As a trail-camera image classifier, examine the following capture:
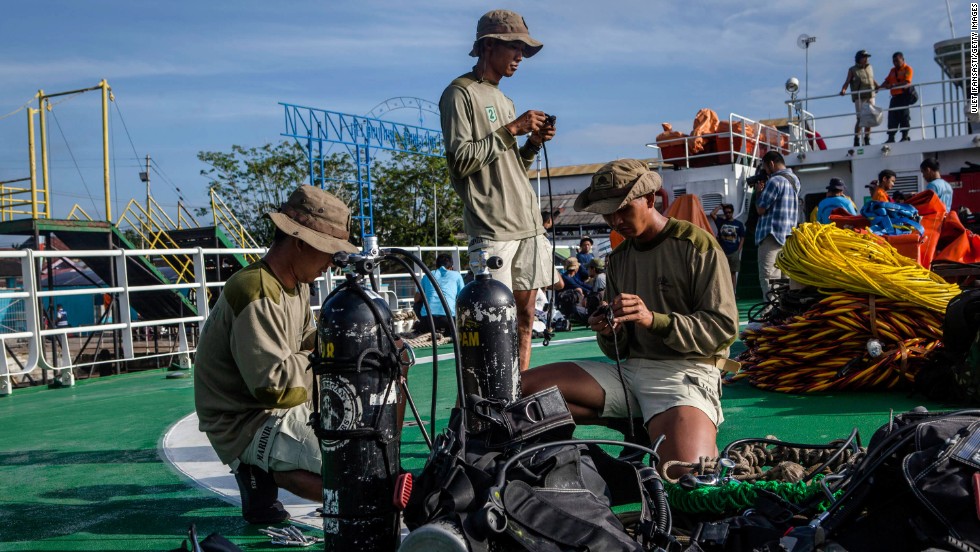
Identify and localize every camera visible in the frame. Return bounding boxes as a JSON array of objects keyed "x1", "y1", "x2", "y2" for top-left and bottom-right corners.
[
  {"x1": 746, "y1": 173, "x2": 767, "y2": 186},
  {"x1": 544, "y1": 113, "x2": 557, "y2": 127}
]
